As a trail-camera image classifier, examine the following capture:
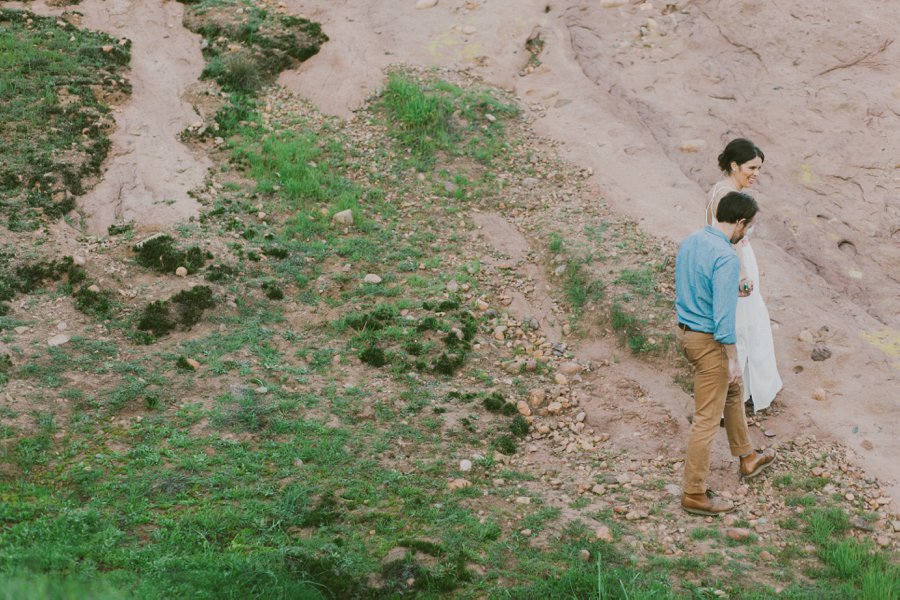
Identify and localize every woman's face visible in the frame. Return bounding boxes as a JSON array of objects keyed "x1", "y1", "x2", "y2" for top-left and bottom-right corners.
[{"x1": 730, "y1": 156, "x2": 763, "y2": 189}]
